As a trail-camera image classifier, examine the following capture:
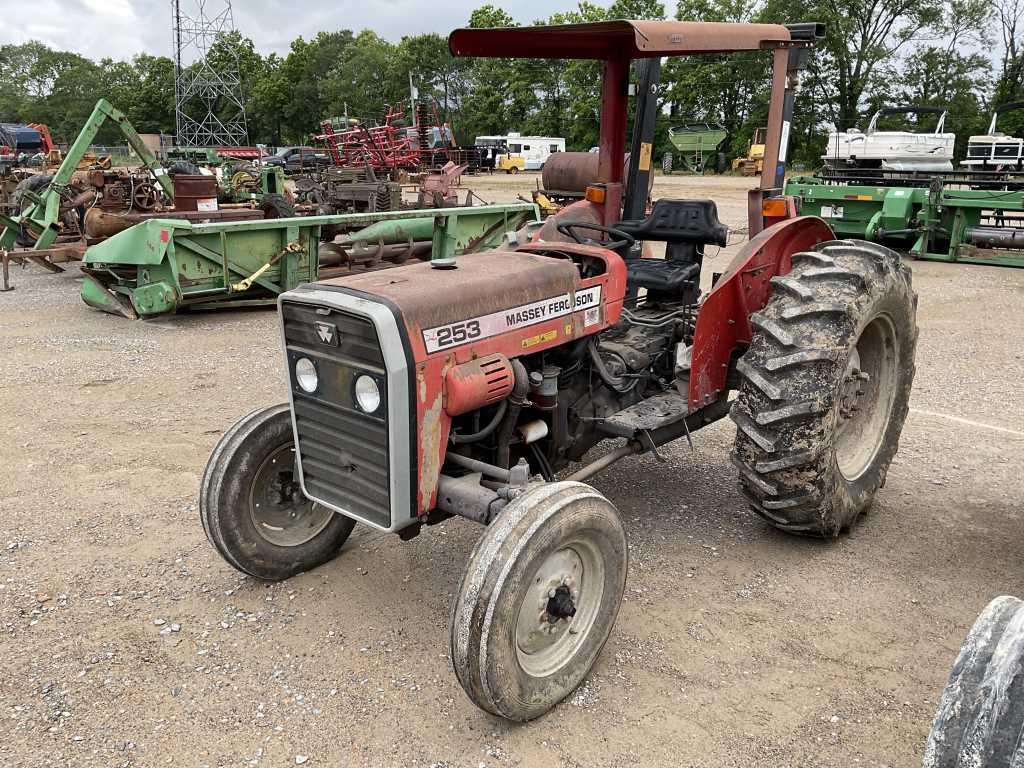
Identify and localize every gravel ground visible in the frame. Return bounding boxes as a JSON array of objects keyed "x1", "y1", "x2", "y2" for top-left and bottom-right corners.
[{"x1": 1, "y1": 175, "x2": 1022, "y2": 768}]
